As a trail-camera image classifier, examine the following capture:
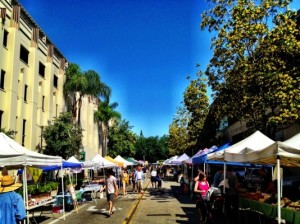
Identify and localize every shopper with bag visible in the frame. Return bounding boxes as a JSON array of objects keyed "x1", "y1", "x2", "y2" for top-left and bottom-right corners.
[{"x1": 194, "y1": 172, "x2": 210, "y2": 223}]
